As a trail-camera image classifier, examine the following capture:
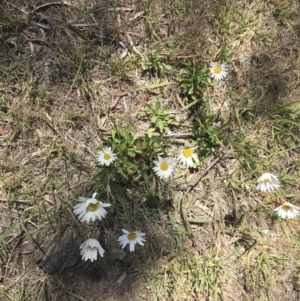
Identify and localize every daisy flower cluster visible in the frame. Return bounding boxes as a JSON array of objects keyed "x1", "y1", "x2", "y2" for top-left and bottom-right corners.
[
  {"x1": 73, "y1": 191, "x2": 146, "y2": 261},
  {"x1": 153, "y1": 143, "x2": 199, "y2": 179},
  {"x1": 96, "y1": 143, "x2": 199, "y2": 181},
  {"x1": 73, "y1": 146, "x2": 147, "y2": 262},
  {"x1": 74, "y1": 61, "x2": 228, "y2": 254},
  {"x1": 73, "y1": 141, "x2": 201, "y2": 261},
  {"x1": 256, "y1": 173, "x2": 300, "y2": 219},
  {"x1": 208, "y1": 61, "x2": 300, "y2": 220},
  {"x1": 73, "y1": 192, "x2": 110, "y2": 261}
]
